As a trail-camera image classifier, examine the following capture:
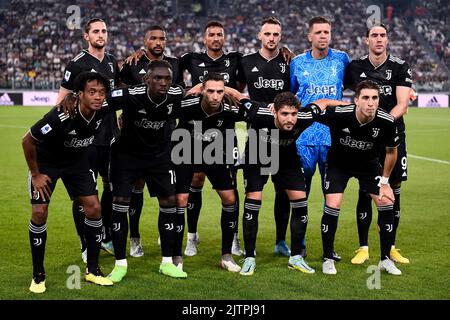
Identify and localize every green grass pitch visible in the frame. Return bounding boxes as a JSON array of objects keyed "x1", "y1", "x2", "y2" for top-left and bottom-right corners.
[{"x1": 0, "y1": 106, "x2": 449, "y2": 300}]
